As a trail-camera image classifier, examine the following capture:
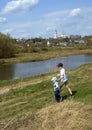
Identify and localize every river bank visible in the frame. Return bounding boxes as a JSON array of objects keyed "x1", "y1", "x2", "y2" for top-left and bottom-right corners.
[
  {"x1": 0, "y1": 63, "x2": 92, "y2": 130},
  {"x1": 0, "y1": 48, "x2": 92, "y2": 64}
]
